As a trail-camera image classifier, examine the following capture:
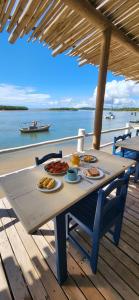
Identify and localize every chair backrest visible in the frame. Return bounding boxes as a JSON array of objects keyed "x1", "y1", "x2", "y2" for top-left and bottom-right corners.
[
  {"x1": 113, "y1": 132, "x2": 131, "y2": 155},
  {"x1": 35, "y1": 150, "x2": 62, "y2": 165},
  {"x1": 93, "y1": 173, "x2": 129, "y2": 237}
]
